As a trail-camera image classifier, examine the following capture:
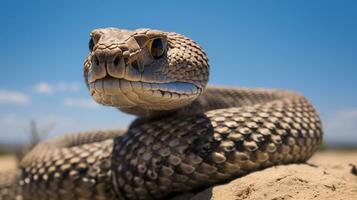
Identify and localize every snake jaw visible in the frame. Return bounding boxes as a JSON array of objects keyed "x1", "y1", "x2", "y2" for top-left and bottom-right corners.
[{"x1": 89, "y1": 77, "x2": 202, "y2": 113}]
